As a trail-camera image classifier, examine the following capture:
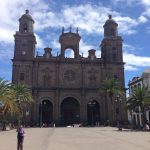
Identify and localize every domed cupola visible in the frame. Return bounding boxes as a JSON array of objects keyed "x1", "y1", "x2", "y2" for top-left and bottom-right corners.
[
  {"x1": 19, "y1": 10, "x2": 34, "y2": 33},
  {"x1": 103, "y1": 15, "x2": 118, "y2": 37}
]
